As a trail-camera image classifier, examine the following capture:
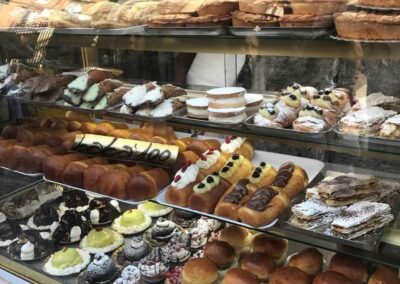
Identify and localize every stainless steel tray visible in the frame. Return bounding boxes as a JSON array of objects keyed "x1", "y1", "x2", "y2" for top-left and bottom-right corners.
[
  {"x1": 16, "y1": 96, "x2": 108, "y2": 115},
  {"x1": 144, "y1": 26, "x2": 226, "y2": 36},
  {"x1": 228, "y1": 26, "x2": 334, "y2": 39},
  {"x1": 106, "y1": 102, "x2": 175, "y2": 122},
  {"x1": 53, "y1": 25, "x2": 145, "y2": 36},
  {"x1": 171, "y1": 108, "x2": 244, "y2": 129},
  {"x1": 279, "y1": 174, "x2": 400, "y2": 251},
  {"x1": 43, "y1": 177, "x2": 144, "y2": 205},
  {"x1": 0, "y1": 166, "x2": 42, "y2": 177},
  {"x1": 154, "y1": 149, "x2": 325, "y2": 229},
  {"x1": 244, "y1": 114, "x2": 334, "y2": 142},
  {"x1": 333, "y1": 127, "x2": 400, "y2": 154}
]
